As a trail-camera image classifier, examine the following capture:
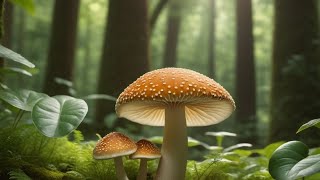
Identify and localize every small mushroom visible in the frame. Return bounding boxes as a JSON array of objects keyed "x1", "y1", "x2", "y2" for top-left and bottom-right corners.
[
  {"x1": 93, "y1": 132, "x2": 137, "y2": 180},
  {"x1": 129, "y1": 139, "x2": 161, "y2": 180},
  {"x1": 116, "y1": 68, "x2": 235, "y2": 180}
]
